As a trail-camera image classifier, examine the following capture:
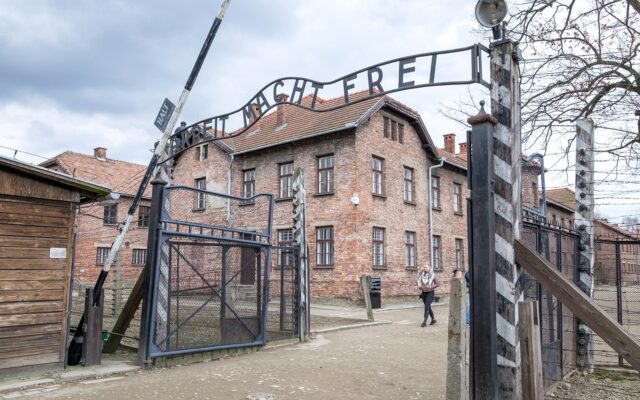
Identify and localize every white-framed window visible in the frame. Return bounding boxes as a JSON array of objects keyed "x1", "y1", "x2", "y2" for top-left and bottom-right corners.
[
  {"x1": 455, "y1": 238, "x2": 464, "y2": 270},
  {"x1": 243, "y1": 169, "x2": 256, "y2": 199},
  {"x1": 433, "y1": 235, "x2": 442, "y2": 270},
  {"x1": 195, "y1": 178, "x2": 206, "y2": 210},
  {"x1": 279, "y1": 163, "x2": 293, "y2": 199},
  {"x1": 138, "y1": 206, "x2": 150, "y2": 227},
  {"x1": 405, "y1": 231, "x2": 416, "y2": 268},
  {"x1": 132, "y1": 249, "x2": 146, "y2": 266},
  {"x1": 404, "y1": 167, "x2": 414, "y2": 202},
  {"x1": 431, "y1": 176, "x2": 441, "y2": 209},
  {"x1": 453, "y1": 183, "x2": 462, "y2": 213},
  {"x1": 372, "y1": 227, "x2": 385, "y2": 267},
  {"x1": 277, "y1": 229, "x2": 294, "y2": 268},
  {"x1": 316, "y1": 226, "x2": 334, "y2": 266},
  {"x1": 372, "y1": 157, "x2": 384, "y2": 195},
  {"x1": 103, "y1": 204, "x2": 117, "y2": 225},
  {"x1": 318, "y1": 155, "x2": 334, "y2": 194},
  {"x1": 96, "y1": 247, "x2": 110, "y2": 265}
]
